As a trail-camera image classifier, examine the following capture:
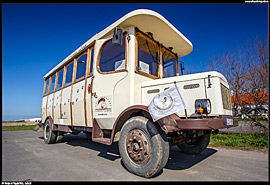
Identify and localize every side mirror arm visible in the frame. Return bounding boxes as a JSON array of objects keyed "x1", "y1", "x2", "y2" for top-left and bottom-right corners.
[{"x1": 112, "y1": 26, "x2": 130, "y2": 46}]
